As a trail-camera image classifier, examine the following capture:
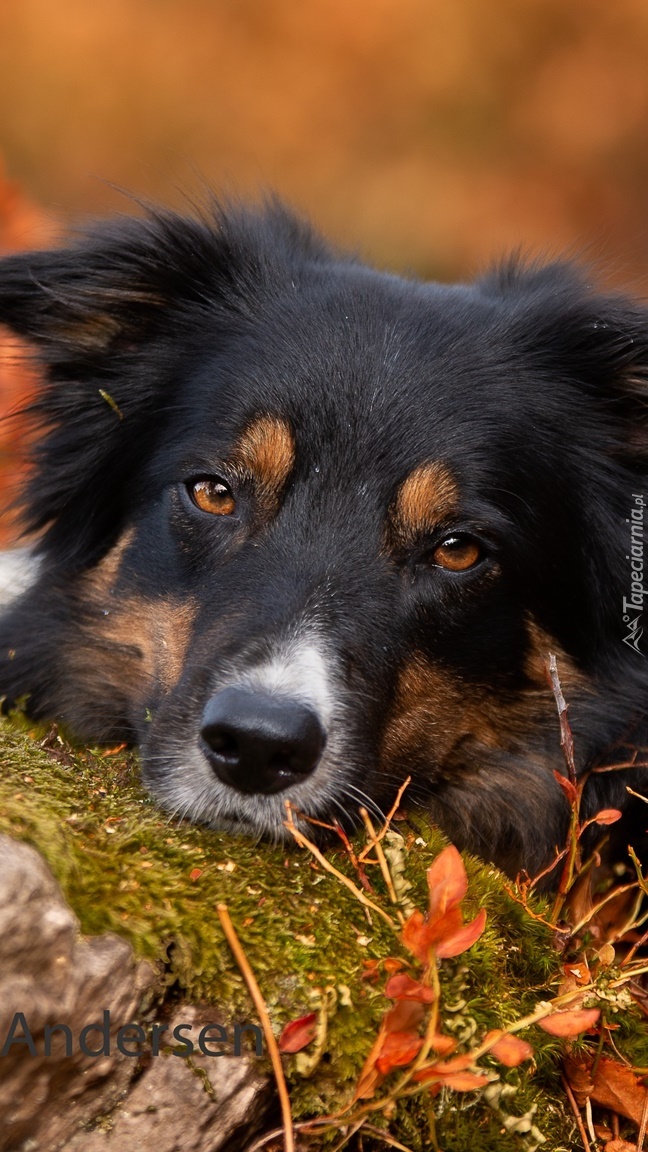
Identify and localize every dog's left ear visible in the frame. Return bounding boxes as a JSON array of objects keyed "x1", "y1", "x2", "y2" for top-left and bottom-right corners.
[
  {"x1": 0, "y1": 207, "x2": 305, "y2": 567},
  {"x1": 481, "y1": 260, "x2": 648, "y2": 466}
]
